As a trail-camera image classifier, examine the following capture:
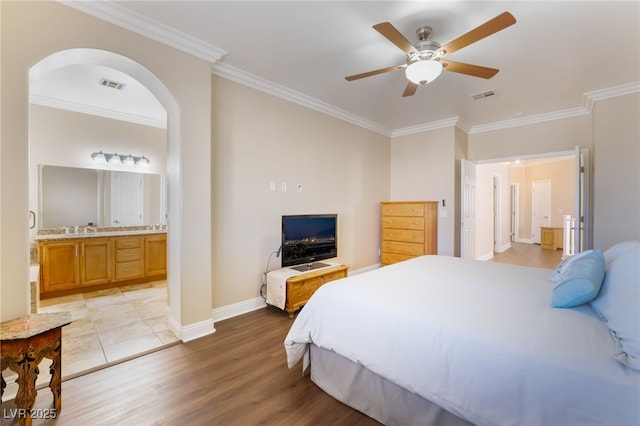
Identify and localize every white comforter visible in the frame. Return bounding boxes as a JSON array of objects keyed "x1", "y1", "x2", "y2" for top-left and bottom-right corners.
[{"x1": 284, "y1": 255, "x2": 640, "y2": 426}]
